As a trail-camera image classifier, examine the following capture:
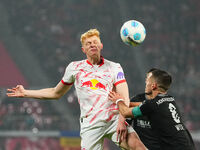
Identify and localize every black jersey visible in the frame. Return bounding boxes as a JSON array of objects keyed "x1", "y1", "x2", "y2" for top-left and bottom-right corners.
[
  {"x1": 139, "y1": 94, "x2": 195, "y2": 150},
  {"x1": 127, "y1": 93, "x2": 160, "y2": 150}
]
